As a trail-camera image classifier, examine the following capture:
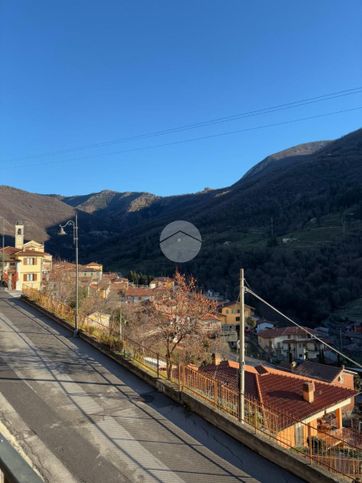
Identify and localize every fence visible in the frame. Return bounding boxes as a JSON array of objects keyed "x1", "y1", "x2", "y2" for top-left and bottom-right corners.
[{"x1": 23, "y1": 289, "x2": 362, "y2": 481}]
